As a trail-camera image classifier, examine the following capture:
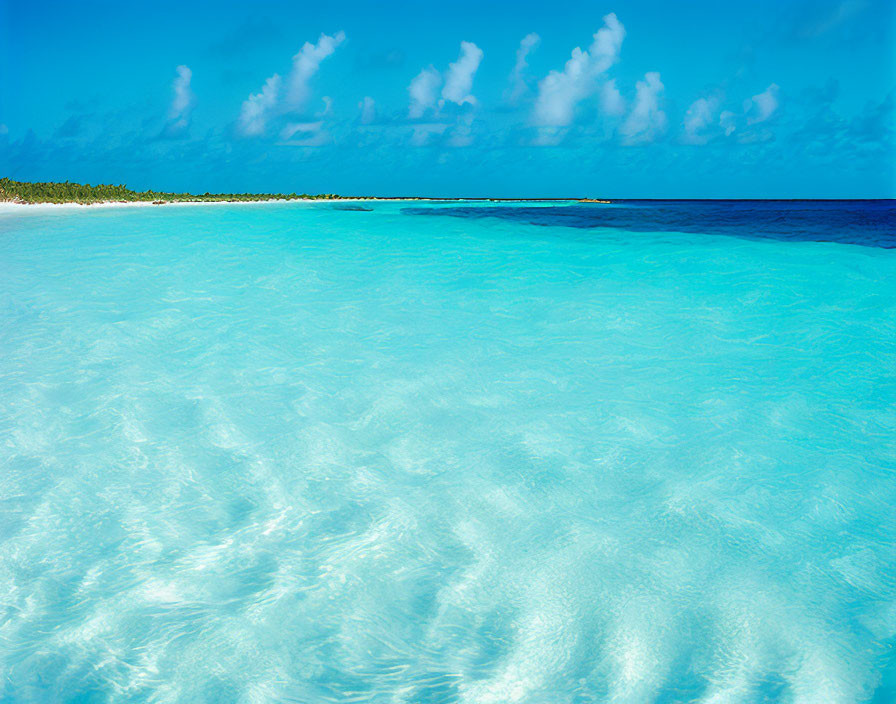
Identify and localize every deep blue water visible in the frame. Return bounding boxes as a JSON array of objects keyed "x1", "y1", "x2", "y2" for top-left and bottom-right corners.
[{"x1": 402, "y1": 200, "x2": 896, "y2": 248}]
